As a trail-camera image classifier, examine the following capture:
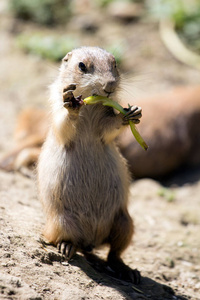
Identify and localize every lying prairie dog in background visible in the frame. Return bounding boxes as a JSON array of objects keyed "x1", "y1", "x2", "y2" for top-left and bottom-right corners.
[
  {"x1": 0, "y1": 108, "x2": 48, "y2": 173},
  {"x1": 119, "y1": 85, "x2": 200, "y2": 178},
  {"x1": 1, "y1": 85, "x2": 200, "y2": 179}
]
